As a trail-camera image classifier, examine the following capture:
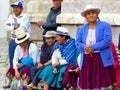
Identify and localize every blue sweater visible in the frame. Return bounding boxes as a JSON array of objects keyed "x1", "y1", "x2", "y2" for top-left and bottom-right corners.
[{"x1": 76, "y1": 20, "x2": 114, "y2": 69}]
